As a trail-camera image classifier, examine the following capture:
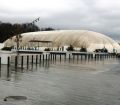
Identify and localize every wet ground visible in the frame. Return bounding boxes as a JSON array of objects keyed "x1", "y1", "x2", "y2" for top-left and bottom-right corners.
[{"x1": 0, "y1": 57, "x2": 120, "y2": 105}]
